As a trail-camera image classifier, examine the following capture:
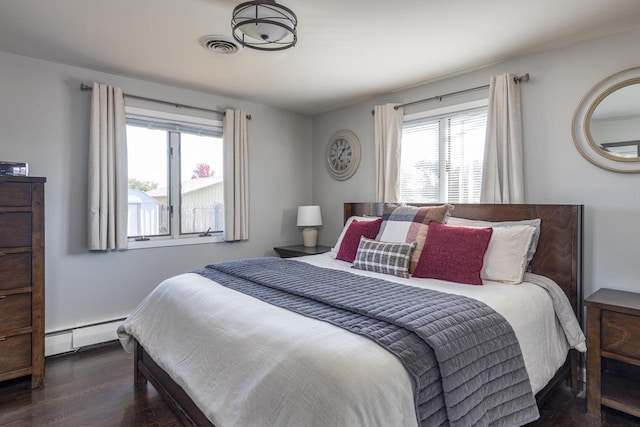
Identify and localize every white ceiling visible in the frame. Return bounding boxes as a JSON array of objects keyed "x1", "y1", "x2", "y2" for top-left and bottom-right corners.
[{"x1": 1, "y1": 0, "x2": 639, "y2": 115}]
